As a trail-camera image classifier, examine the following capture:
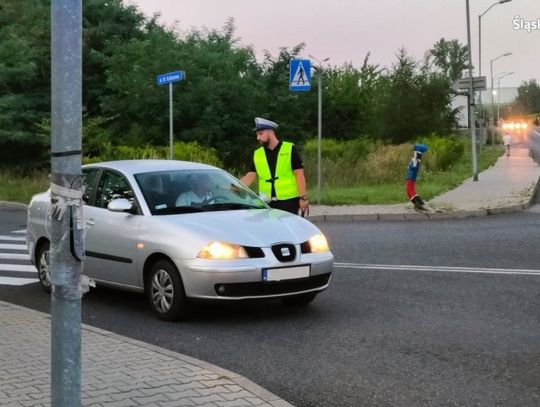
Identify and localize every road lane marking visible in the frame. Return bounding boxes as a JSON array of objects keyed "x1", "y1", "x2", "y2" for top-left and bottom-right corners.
[
  {"x1": 0, "y1": 277, "x2": 38, "y2": 286},
  {"x1": 0, "y1": 253, "x2": 31, "y2": 260},
  {"x1": 12, "y1": 230, "x2": 26, "y2": 234},
  {"x1": 0, "y1": 264, "x2": 36, "y2": 273},
  {"x1": 0, "y1": 235, "x2": 26, "y2": 241},
  {"x1": 334, "y1": 262, "x2": 540, "y2": 276},
  {"x1": 0, "y1": 244, "x2": 27, "y2": 251}
]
